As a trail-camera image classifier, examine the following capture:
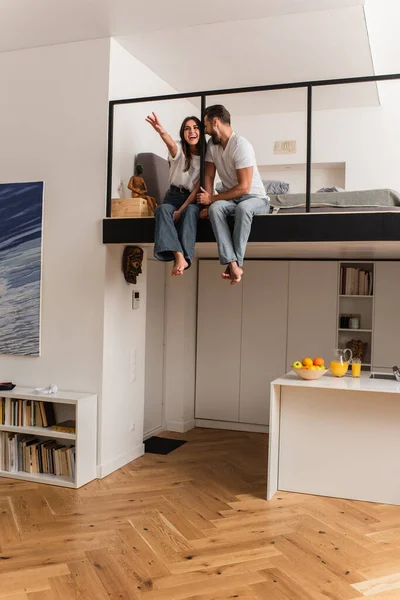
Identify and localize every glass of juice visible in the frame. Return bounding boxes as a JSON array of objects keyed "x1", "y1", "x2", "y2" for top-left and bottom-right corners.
[{"x1": 352, "y1": 358, "x2": 361, "y2": 377}]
